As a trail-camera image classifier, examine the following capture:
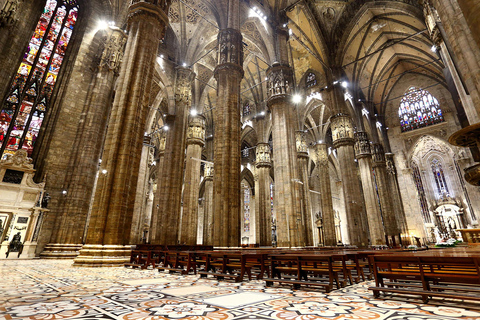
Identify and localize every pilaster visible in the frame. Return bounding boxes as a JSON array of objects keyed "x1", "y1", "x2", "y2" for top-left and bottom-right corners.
[
  {"x1": 202, "y1": 163, "x2": 214, "y2": 245},
  {"x1": 254, "y1": 142, "x2": 272, "y2": 246},
  {"x1": 296, "y1": 131, "x2": 313, "y2": 246}
]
